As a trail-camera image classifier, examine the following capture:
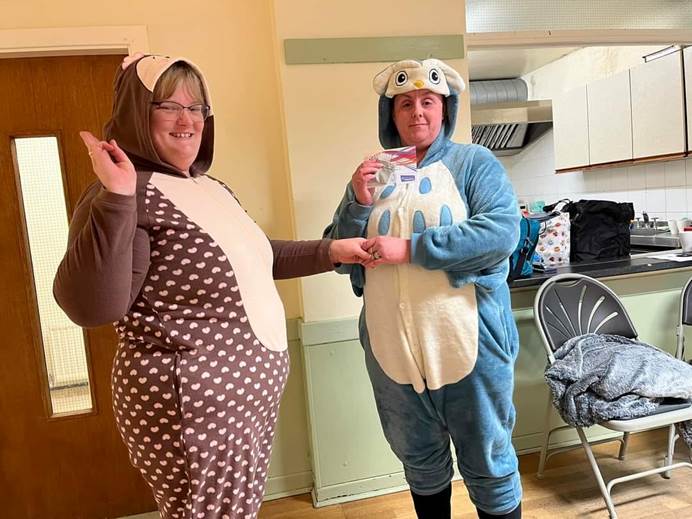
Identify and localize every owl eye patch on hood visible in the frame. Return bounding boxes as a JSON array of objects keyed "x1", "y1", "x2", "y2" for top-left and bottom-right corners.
[{"x1": 373, "y1": 58, "x2": 465, "y2": 98}]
